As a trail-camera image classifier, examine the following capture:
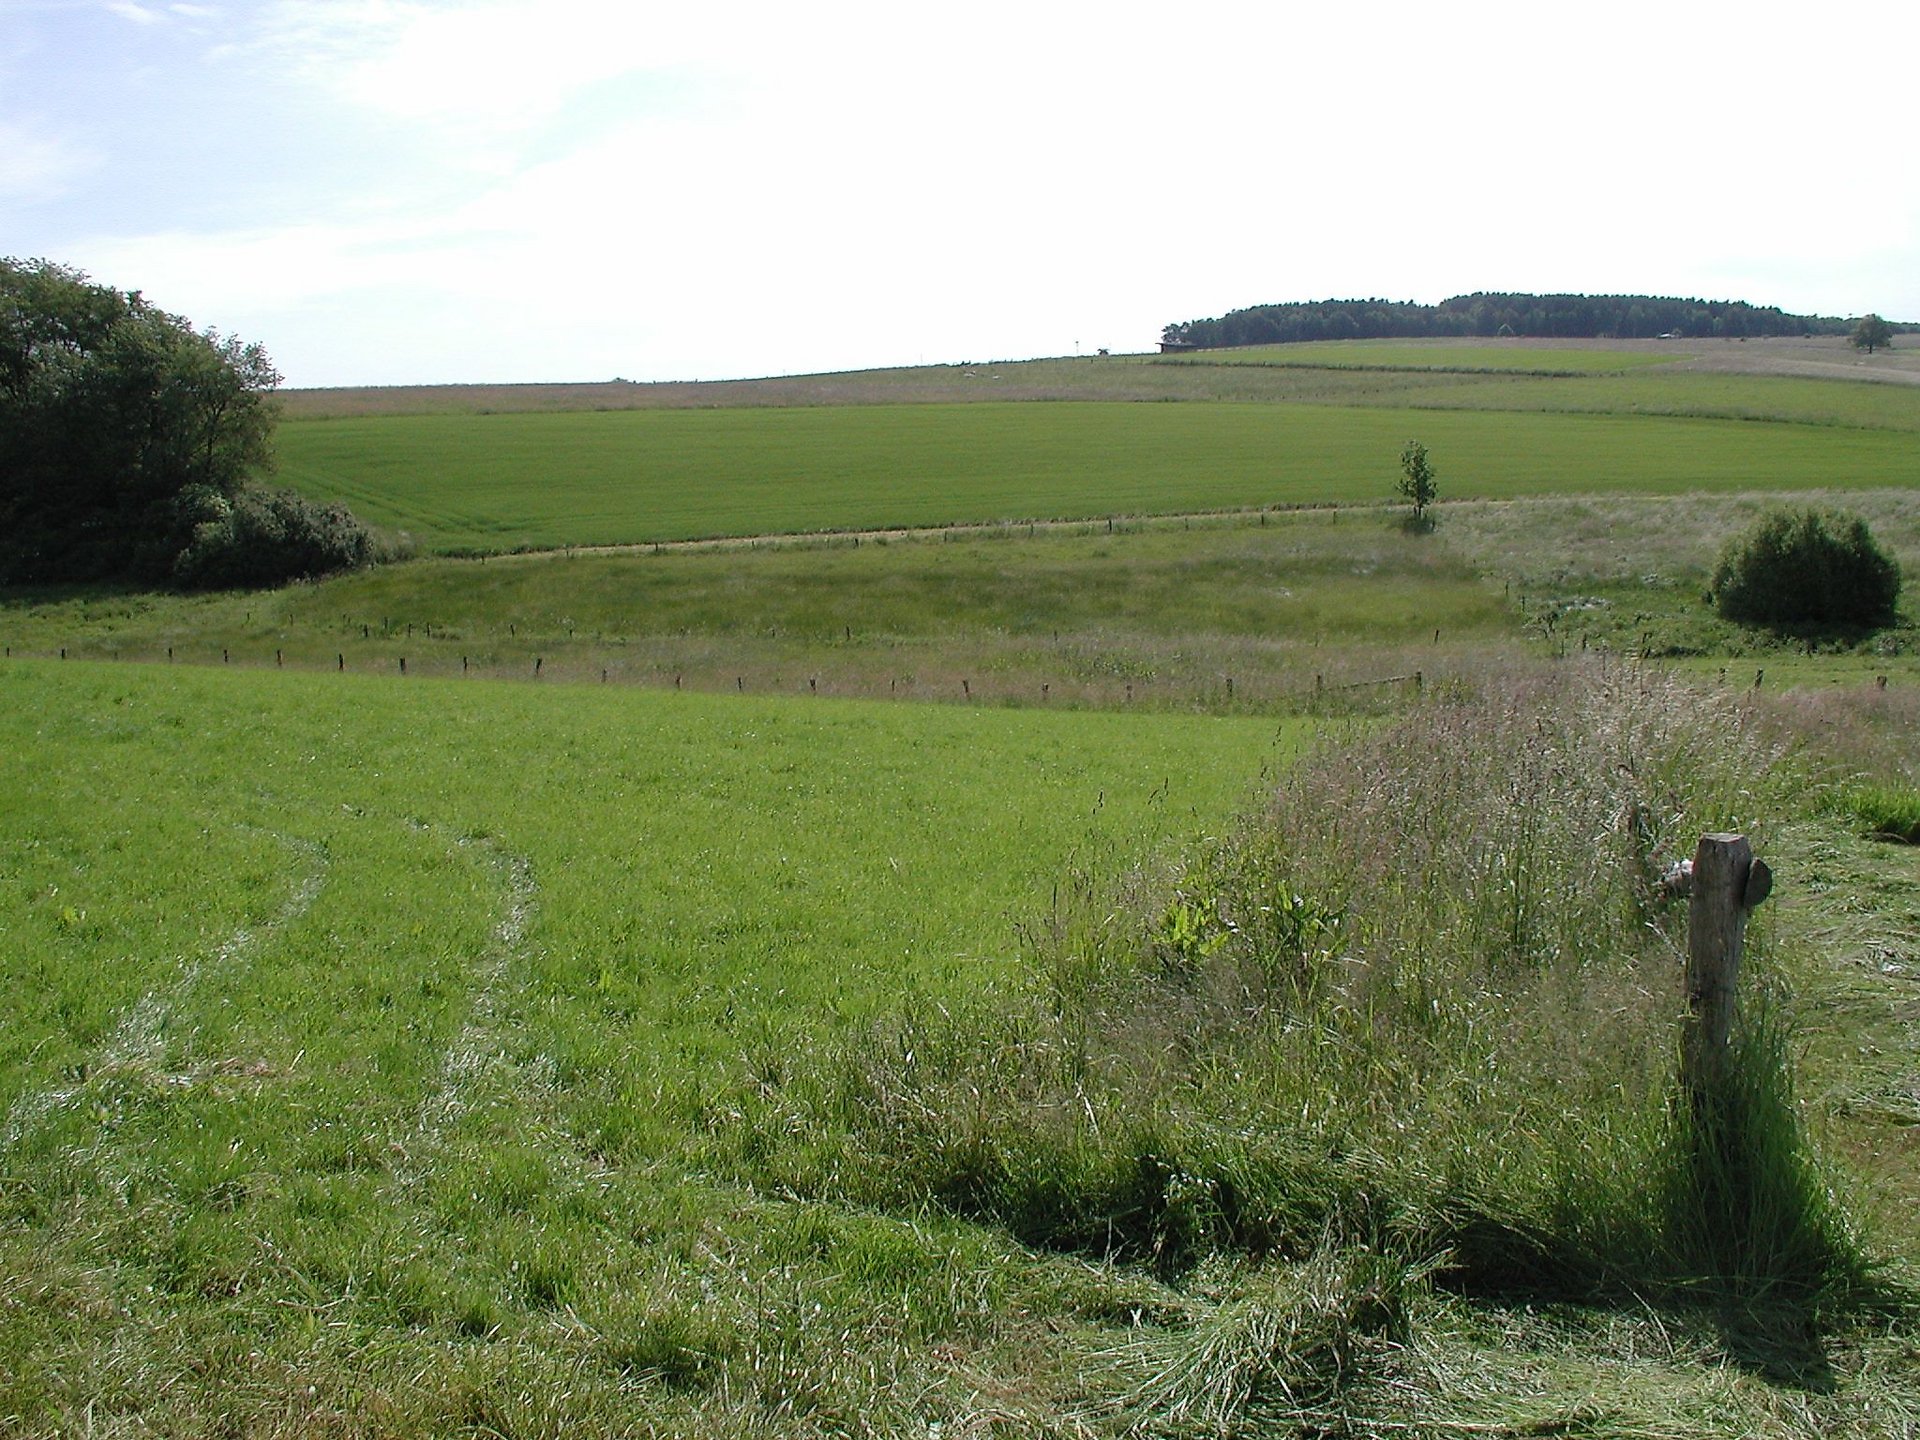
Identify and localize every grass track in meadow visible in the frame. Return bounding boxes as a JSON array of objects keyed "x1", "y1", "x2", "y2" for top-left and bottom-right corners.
[
  {"x1": 0, "y1": 660, "x2": 1290, "y2": 1104},
  {"x1": 277, "y1": 400, "x2": 1920, "y2": 553},
  {"x1": 0, "y1": 661, "x2": 1294, "y2": 1429},
  {"x1": 4, "y1": 652, "x2": 1916, "y2": 1431}
]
